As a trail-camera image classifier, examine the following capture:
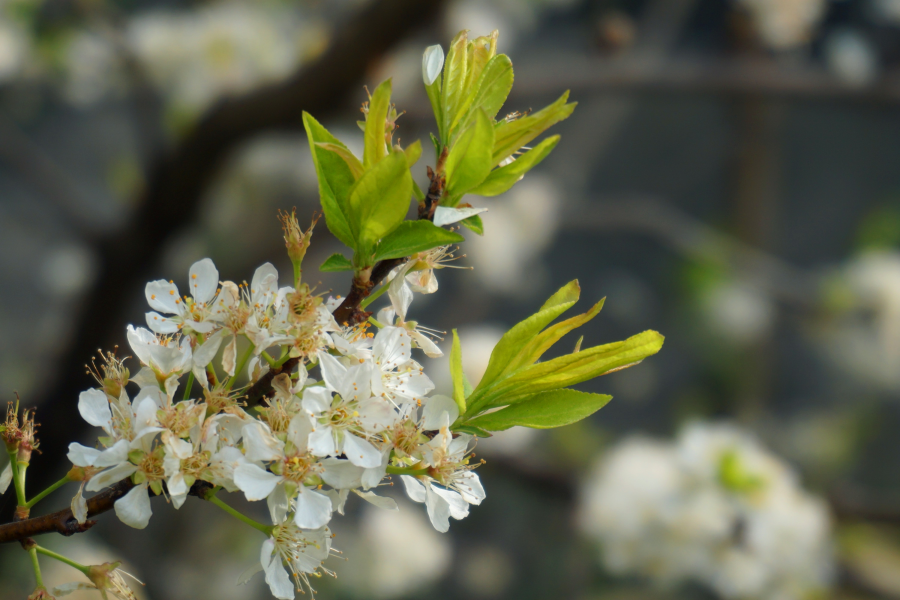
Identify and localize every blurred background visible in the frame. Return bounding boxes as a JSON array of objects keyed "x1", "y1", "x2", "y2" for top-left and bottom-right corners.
[{"x1": 3, "y1": 0, "x2": 900, "y2": 598}]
